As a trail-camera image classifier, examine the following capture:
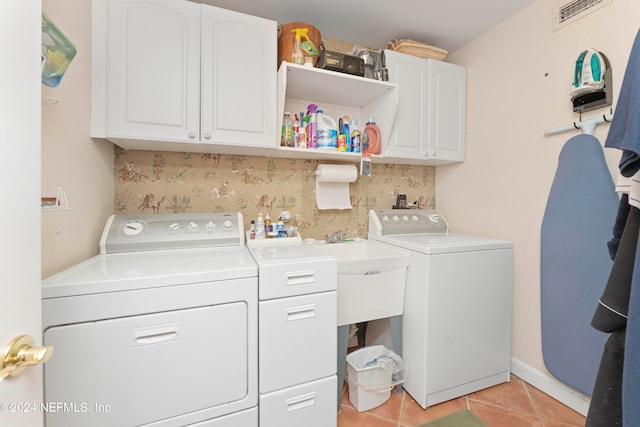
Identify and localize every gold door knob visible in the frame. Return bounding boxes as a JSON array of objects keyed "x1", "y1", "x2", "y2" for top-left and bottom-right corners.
[{"x1": 0, "y1": 335, "x2": 53, "y2": 382}]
